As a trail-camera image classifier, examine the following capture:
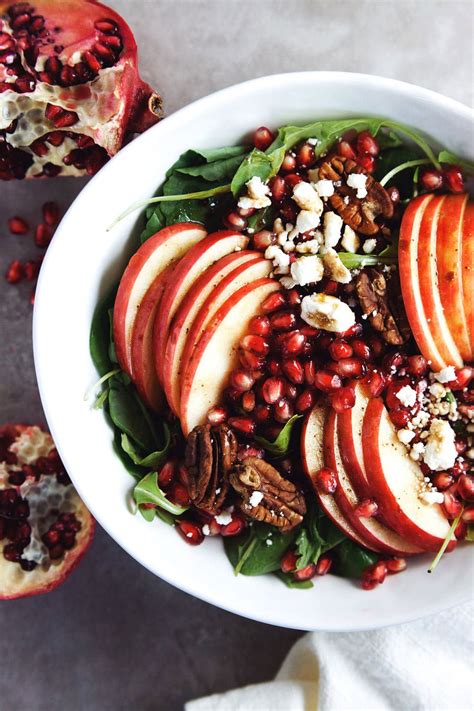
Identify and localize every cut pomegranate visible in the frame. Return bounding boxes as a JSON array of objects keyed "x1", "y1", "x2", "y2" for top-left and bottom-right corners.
[
  {"x1": 0, "y1": 423, "x2": 94, "y2": 599},
  {"x1": 0, "y1": 0, "x2": 161, "y2": 179}
]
